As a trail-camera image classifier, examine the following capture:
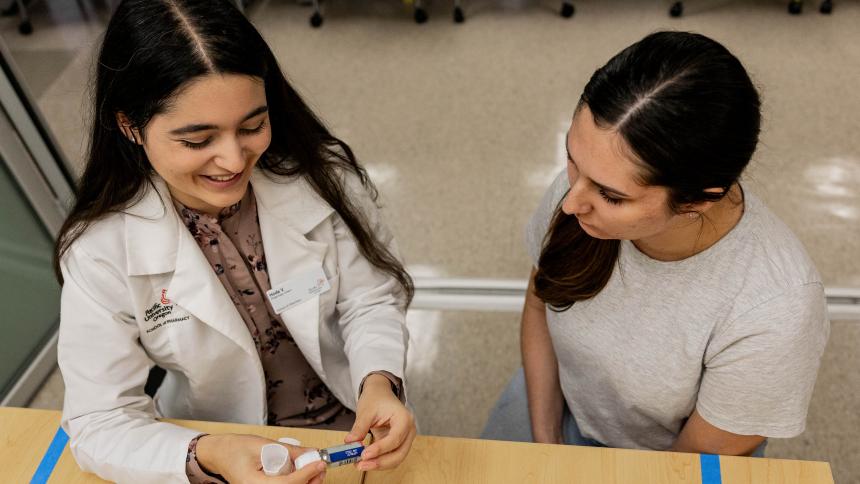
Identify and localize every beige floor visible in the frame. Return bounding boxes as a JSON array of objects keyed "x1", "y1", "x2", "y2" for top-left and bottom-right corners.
[{"x1": 4, "y1": 0, "x2": 859, "y2": 482}]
